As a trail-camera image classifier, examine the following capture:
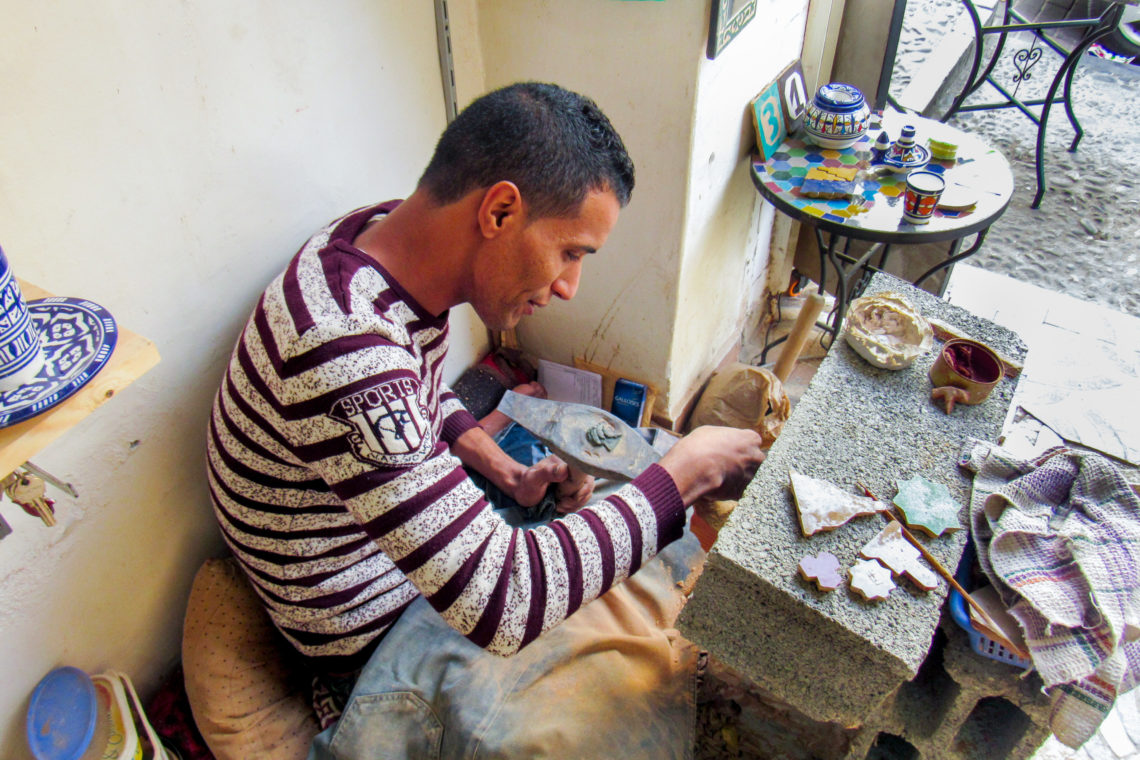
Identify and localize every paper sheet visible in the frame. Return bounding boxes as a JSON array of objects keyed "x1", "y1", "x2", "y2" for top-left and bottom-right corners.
[{"x1": 537, "y1": 359, "x2": 603, "y2": 407}]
